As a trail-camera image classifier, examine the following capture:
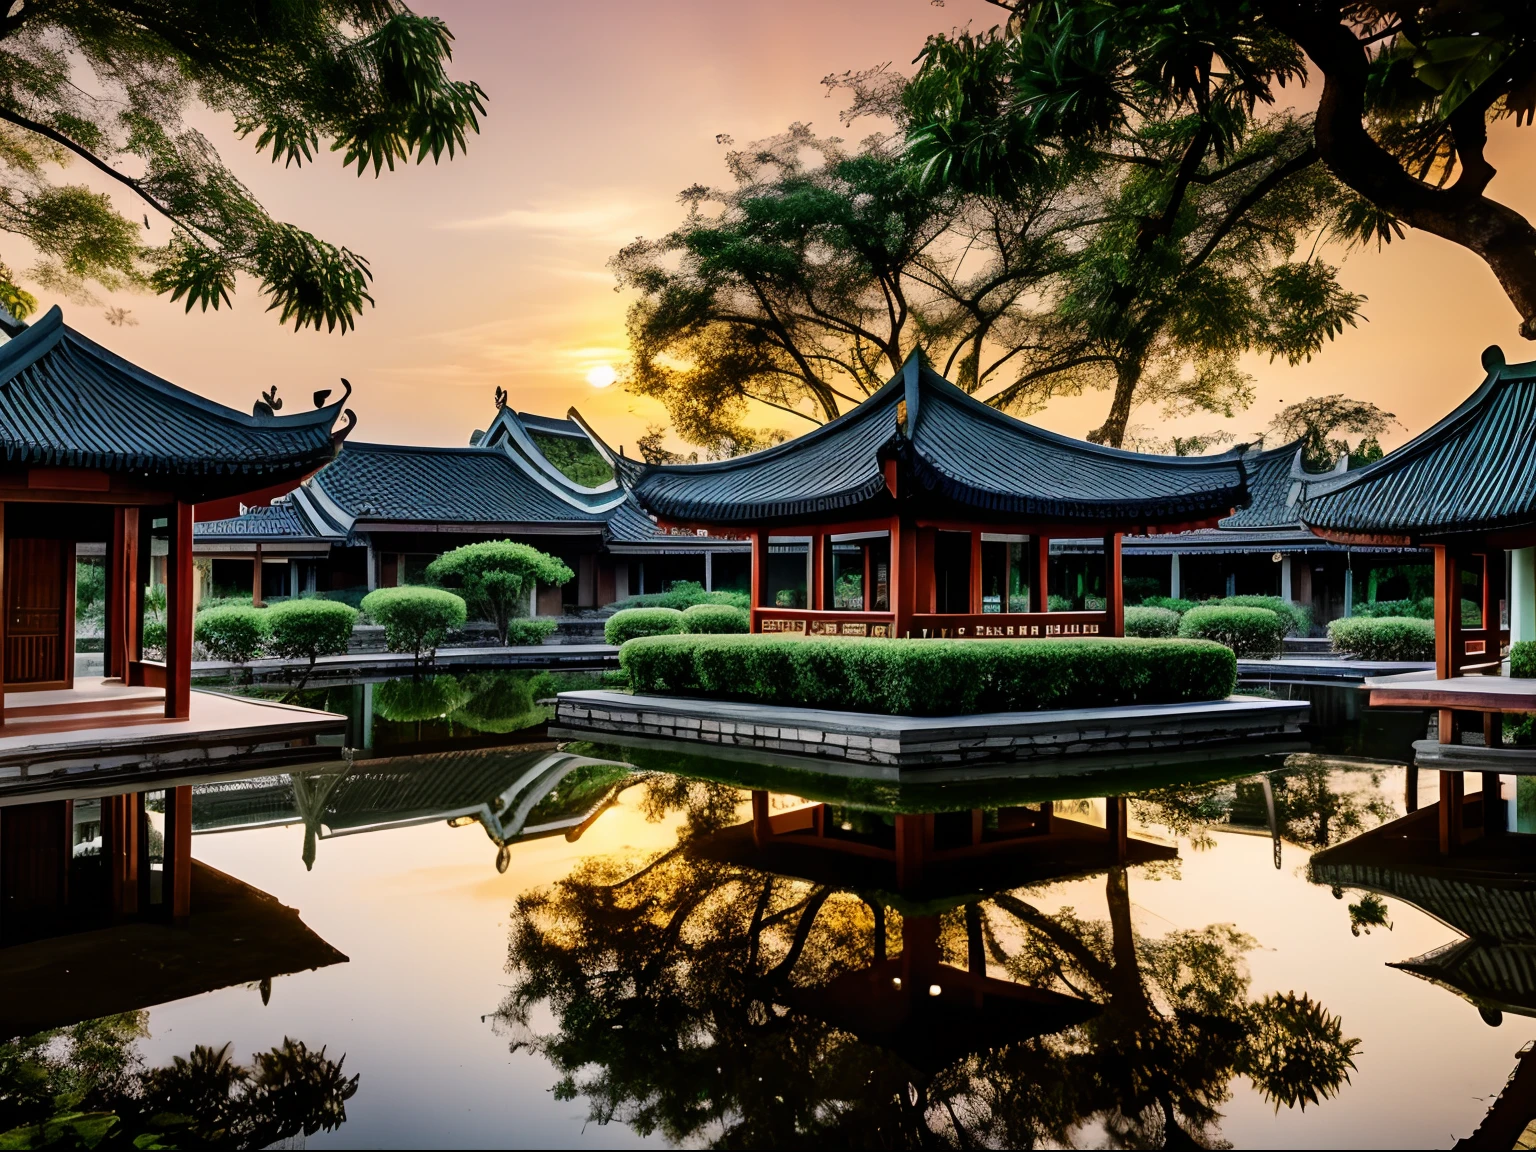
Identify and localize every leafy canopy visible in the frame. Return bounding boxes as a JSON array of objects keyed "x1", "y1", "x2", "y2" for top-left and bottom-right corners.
[
  {"x1": 425, "y1": 541, "x2": 572, "y2": 644},
  {"x1": 1269, "y1": 394, "x2": 1397, "y2": 472},
  {"x1": 0, "y1": 1, "x2": 484, "y2": 332}
]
